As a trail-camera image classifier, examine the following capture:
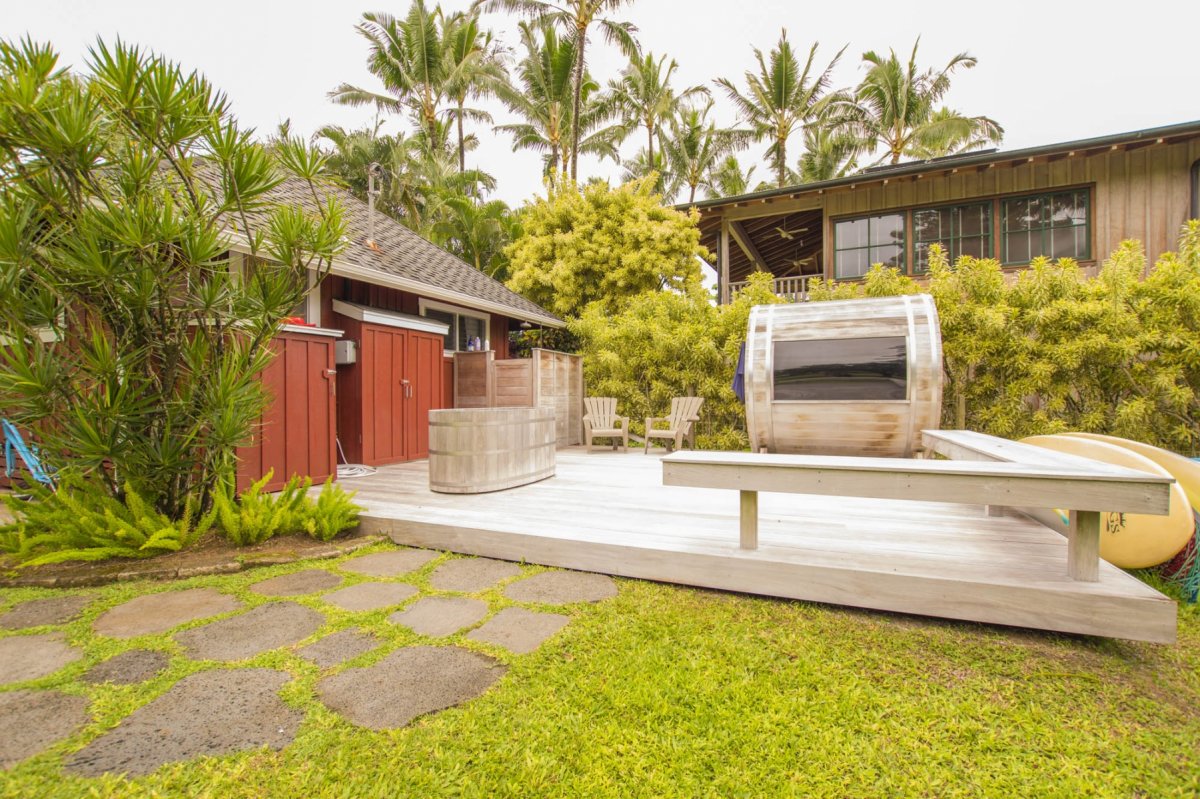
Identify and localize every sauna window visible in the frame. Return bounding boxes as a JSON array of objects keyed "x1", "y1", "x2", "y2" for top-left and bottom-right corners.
[
  {"x1": 1001, "y1": 190, "x2": 1090, "y2": 264},
  {"x1": 419, "y1": 299, "x2": 491, "y2": 353},
  {"x1": 833, "y1": 214, "x2": 905, "y2": 279},
  {"x1": 772, "y1": 337, "x2": 907, "y2": 401},
  {"x1": 913, "y1": 203, "x2": 992, "y2": 272}
]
